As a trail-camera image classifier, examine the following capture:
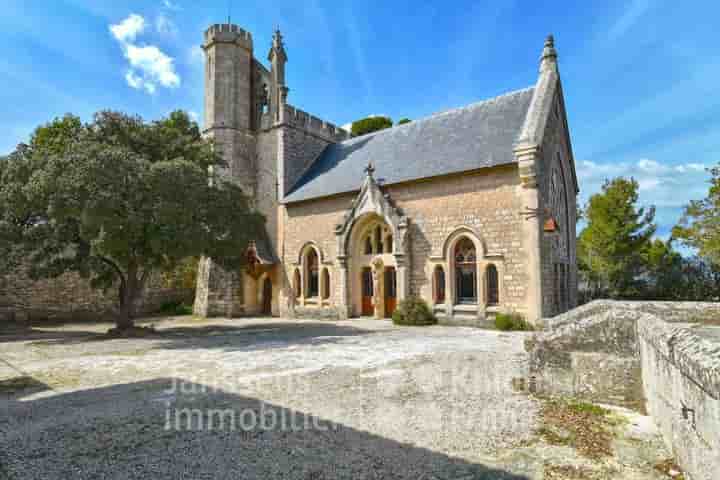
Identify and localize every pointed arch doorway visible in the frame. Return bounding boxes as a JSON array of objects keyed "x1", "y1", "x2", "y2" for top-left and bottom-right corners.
[{"x1": 334, "y1": 165, "x2": 410, "y2": 319}]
